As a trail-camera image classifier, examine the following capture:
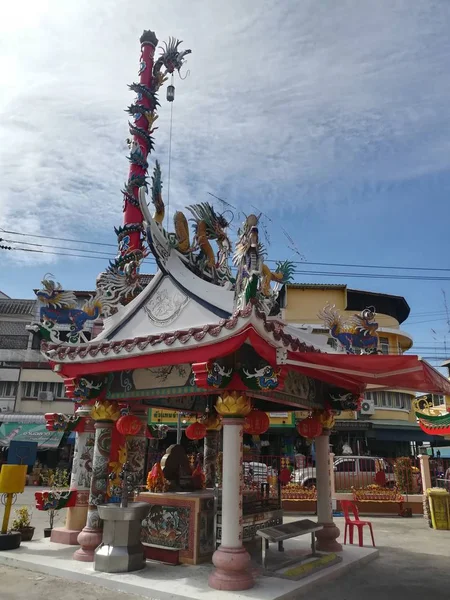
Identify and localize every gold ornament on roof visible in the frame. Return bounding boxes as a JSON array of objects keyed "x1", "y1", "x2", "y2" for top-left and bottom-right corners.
[
  {"x1": 317, "y1": 410, "x2": 335, "y2": 431},
  {"x1": 90, "y1": 400, "x2": 121, "y2": 422},
  {"x1": 215, "y1": 392, "x2": 252, "y2": 417}
]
